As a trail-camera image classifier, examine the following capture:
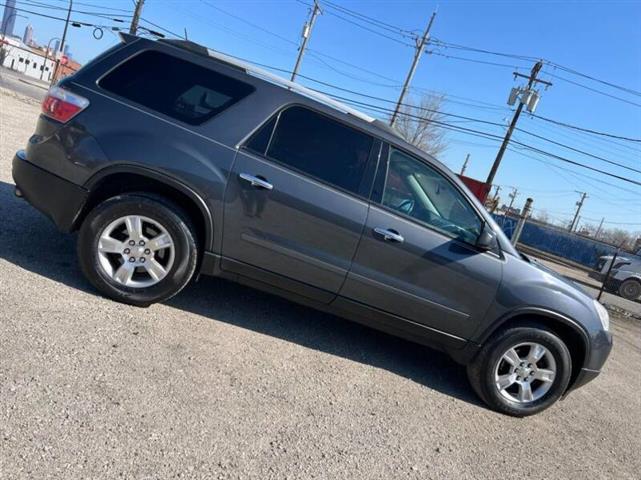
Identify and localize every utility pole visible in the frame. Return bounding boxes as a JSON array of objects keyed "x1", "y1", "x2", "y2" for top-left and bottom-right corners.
[
  {"x1": 291, "y1": 0, "x2": 321, "y2": 82},
  {"x1": 569, "y1": 192, "x2": 588, "y2": 232},
  {"x1": 595, "y1": 217, "x2": 605, "y2": 239},
  {"x1": 129, "y1": 0, "x2": 146, "y2": 35},
  {"x1": 389, "y1": 10, "x2": 437, "y2": 127},
  {"x1": 460, "y1": 153, "x2": 470, "y2": 176},
  {"x1": 485, "y1": 60, "x2": 552, "y2": 185},
  {"x1": 52, "y1": 0, "x2": 72, "y2": 84},
  {"x1": 507, "y1": 187, "x2": 519, "y2": 213}
]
